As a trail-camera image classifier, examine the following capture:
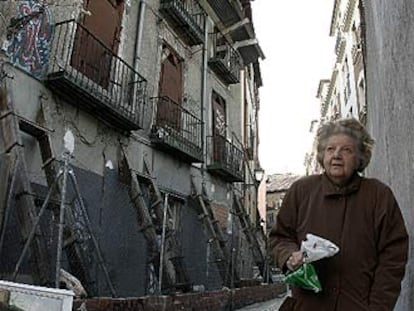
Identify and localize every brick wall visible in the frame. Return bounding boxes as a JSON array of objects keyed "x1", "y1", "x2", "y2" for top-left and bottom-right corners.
[
  {"x1": 211, "y1": 203, "x2": 229, "y2": 229},
  {"x1": 73, "y1": 283, "x2": 286, "y2": 311}
]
